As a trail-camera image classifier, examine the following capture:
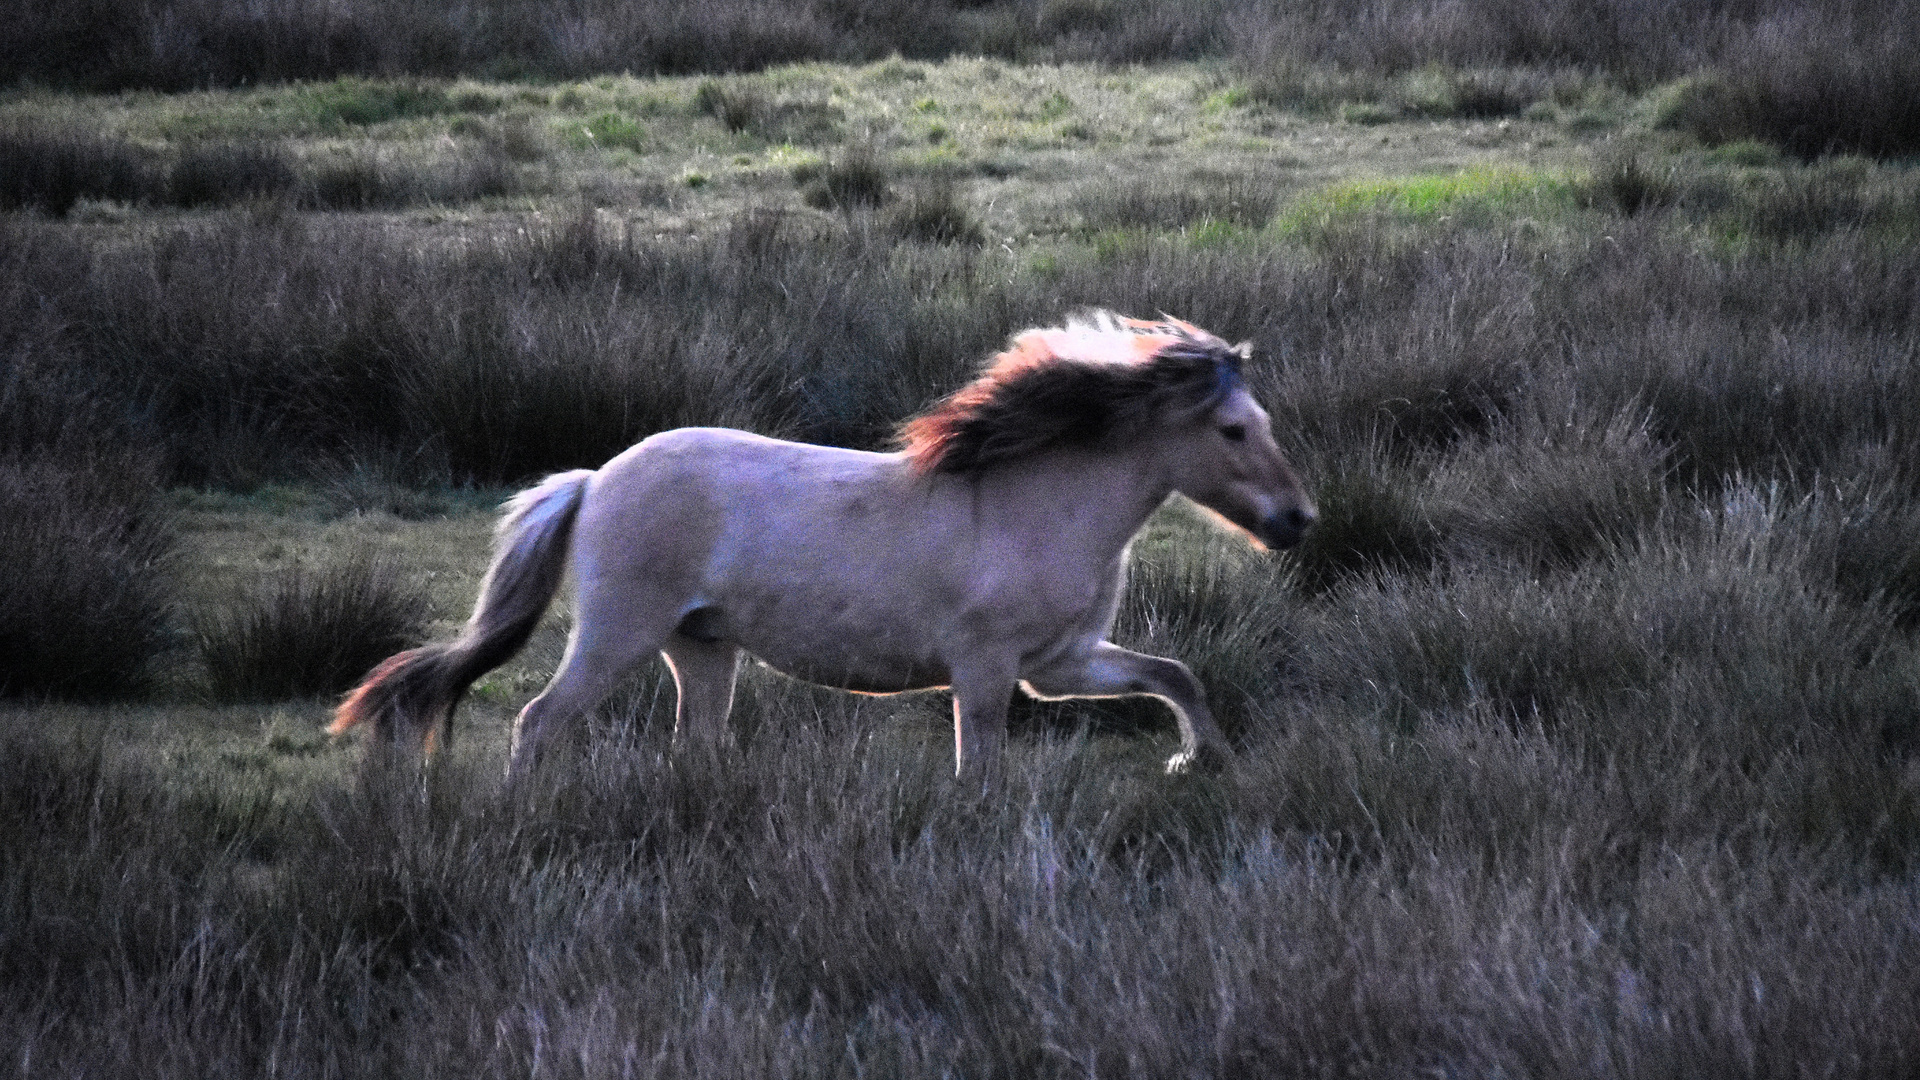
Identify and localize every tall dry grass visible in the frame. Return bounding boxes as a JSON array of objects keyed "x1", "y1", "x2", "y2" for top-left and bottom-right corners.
[
  {"x1": 3, "y1": 141, "x2": 1918, "y2": 1071},
  {"x1": 9, "y1": 0, "x2": 1920, "y2": 159}
]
